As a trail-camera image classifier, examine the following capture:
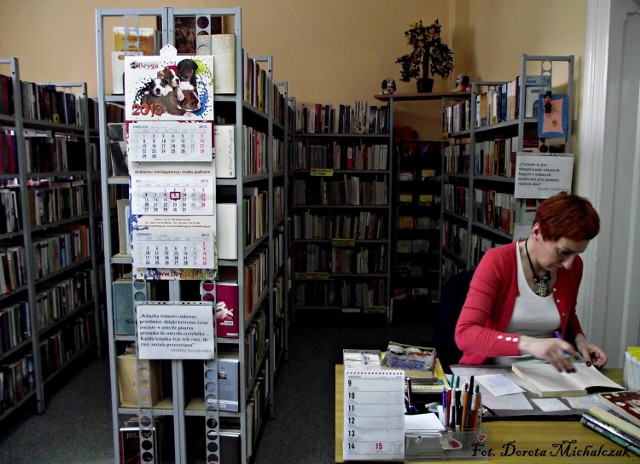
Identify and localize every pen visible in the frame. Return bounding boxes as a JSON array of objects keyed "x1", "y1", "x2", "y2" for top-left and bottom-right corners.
[
  {"x1": 469, "y1": 385, "x2": 478, "y2": 430},
  {"x1": 455, "y1": 389, "x2": 461, "y2": 431},
  {"x1": 554, "y1": 330, "x2": 574, "y2": 363},
  {"x1": 461, "y1": 383, "x2": 470, "y2": 430},
  {"x1": 442, "y1": 387, "x2": 448, "y2": 426}
]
